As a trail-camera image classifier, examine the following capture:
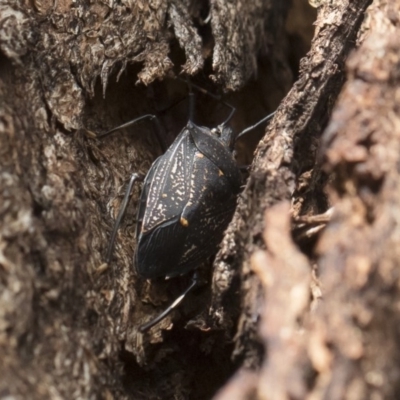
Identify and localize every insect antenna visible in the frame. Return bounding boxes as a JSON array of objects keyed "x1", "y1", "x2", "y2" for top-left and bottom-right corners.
[
  {"x1": 187, "y1": 78, "x2": 195, "y2": 122},
  {"x1": 96, "y1": 113, "x2": 168, "y2": 152},
  {"x1": 236, "y1": 111, "x2": 276, "y2": 141},
  {"x1": 177, "y1": 76, "x2": 236, "y2": 126}
]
